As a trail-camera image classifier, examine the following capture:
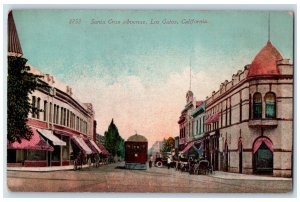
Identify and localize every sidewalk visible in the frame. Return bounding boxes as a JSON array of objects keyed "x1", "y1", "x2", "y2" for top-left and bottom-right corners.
[
  {"x1": 211, "y1": 171, "x2": 292, "y2": 181},
  {"x1": 6, "y1": 163, "x2": 110, "y2": 172}
]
